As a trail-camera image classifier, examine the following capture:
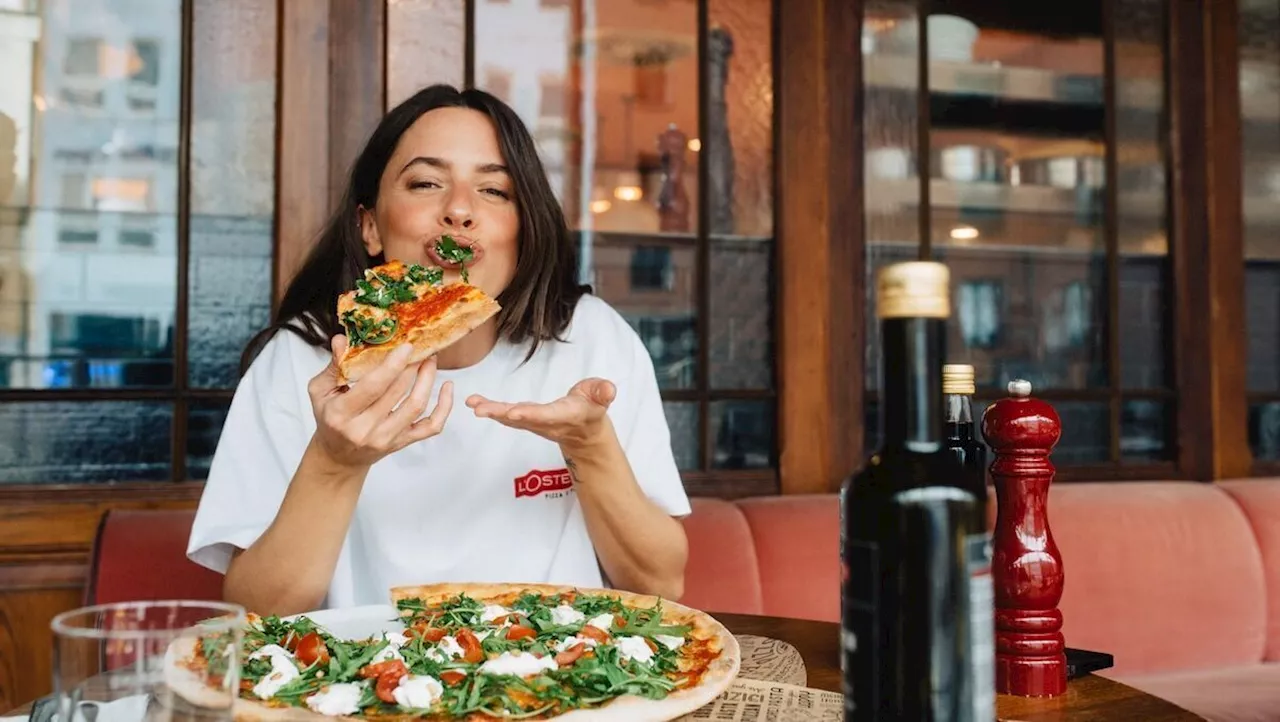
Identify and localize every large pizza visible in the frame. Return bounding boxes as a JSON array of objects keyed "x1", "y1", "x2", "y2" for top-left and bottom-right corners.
[{"x1": 169, "y1": 583, "x2": 741, "y2": 721}]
